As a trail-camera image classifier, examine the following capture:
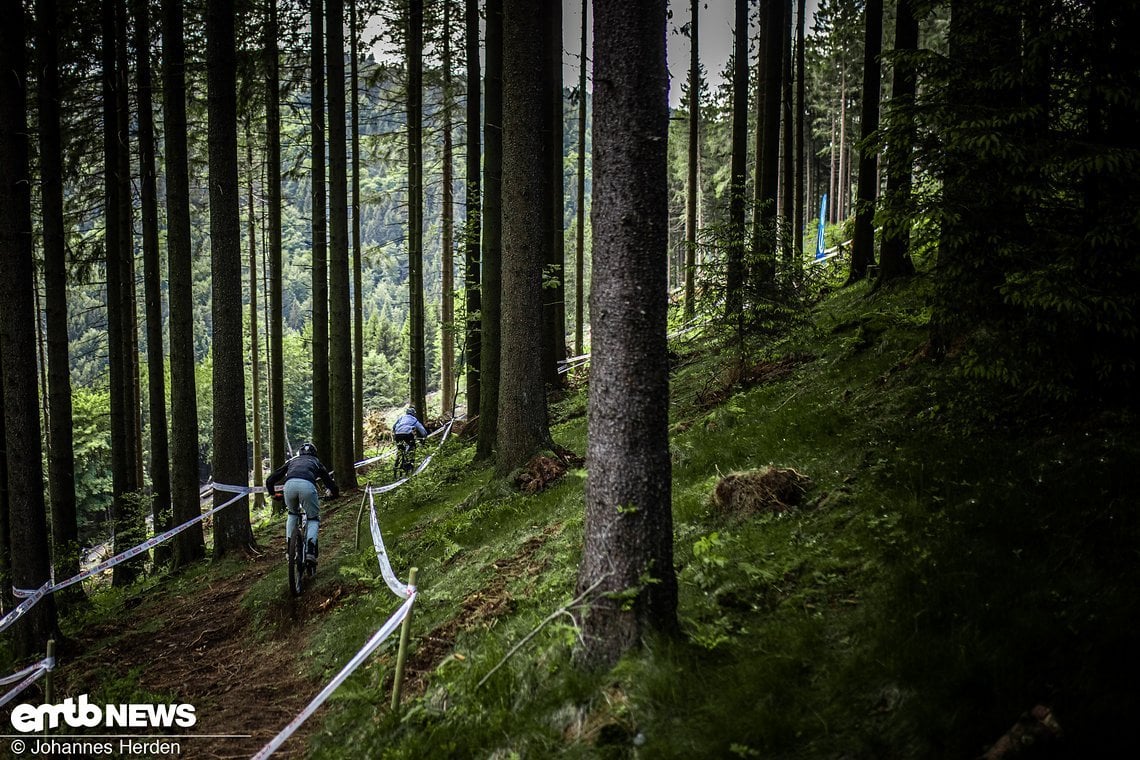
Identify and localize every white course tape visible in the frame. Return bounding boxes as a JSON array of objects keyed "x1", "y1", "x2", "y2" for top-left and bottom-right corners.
[
  {"x1": 251, "y1": 593, "x2": 417, "y2": 760},
  {"x1": 0, "y1": 656, "x2": 53, "y2": 709},
  {"x1": 1, "y1": 489, "x2": 248, "y2": 636},
  {"x1": 367, "y1": 488, "x2": 413, "y2": 599}
]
